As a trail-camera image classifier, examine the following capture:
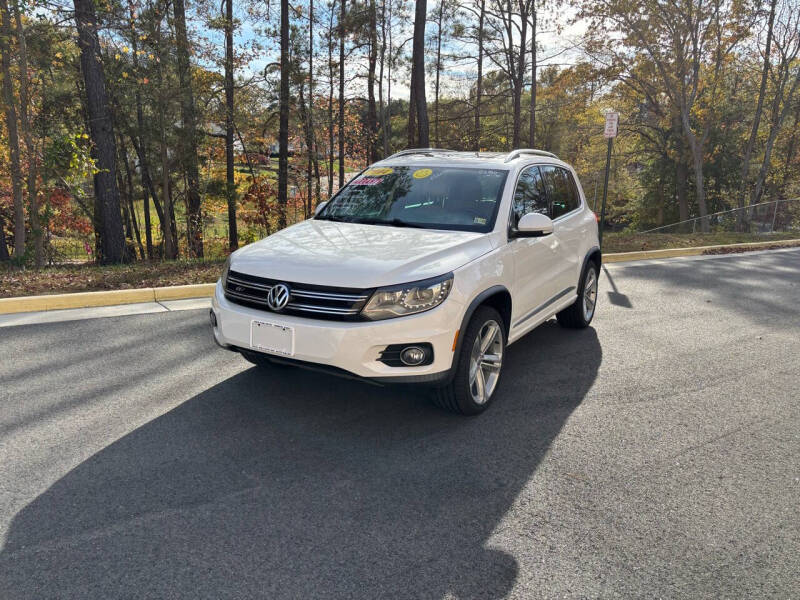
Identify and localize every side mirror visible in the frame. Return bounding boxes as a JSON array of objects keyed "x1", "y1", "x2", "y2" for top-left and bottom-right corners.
[
  {"x1": 313, "y1": 201, "x2": 329, "y2": 217},
  {"x1": 511, "y1": 212, "x2": 554, "y2": 238}
]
